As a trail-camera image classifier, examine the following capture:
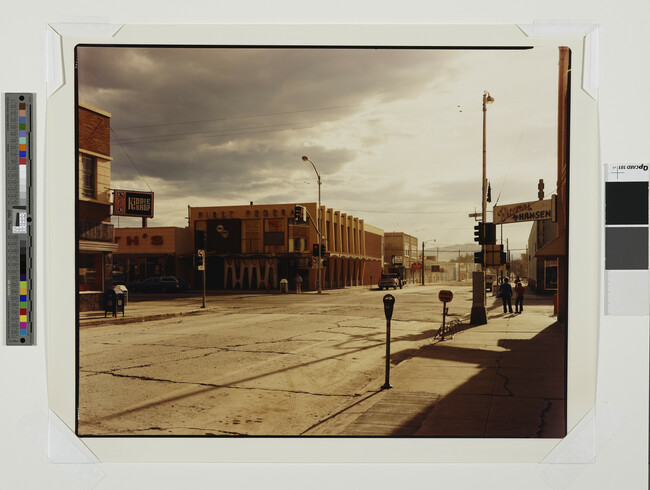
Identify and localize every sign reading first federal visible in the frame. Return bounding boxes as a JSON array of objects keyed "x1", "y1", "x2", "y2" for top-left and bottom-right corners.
[{"x1": 113, "y1": 190, "x2": 154, "y2": 218}]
